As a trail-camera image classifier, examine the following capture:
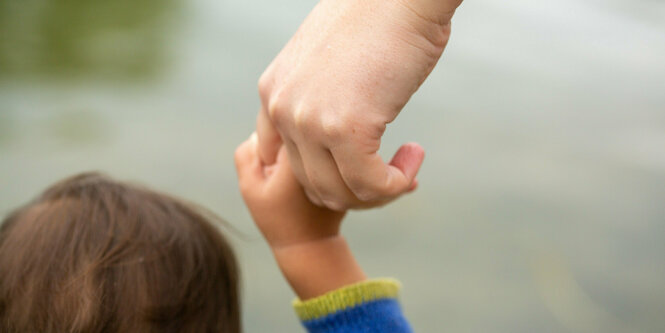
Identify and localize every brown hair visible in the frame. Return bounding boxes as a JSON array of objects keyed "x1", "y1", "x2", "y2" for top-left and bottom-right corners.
[{"x1": 0, "y1": 172, "x2": 241, "y2": 333}]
